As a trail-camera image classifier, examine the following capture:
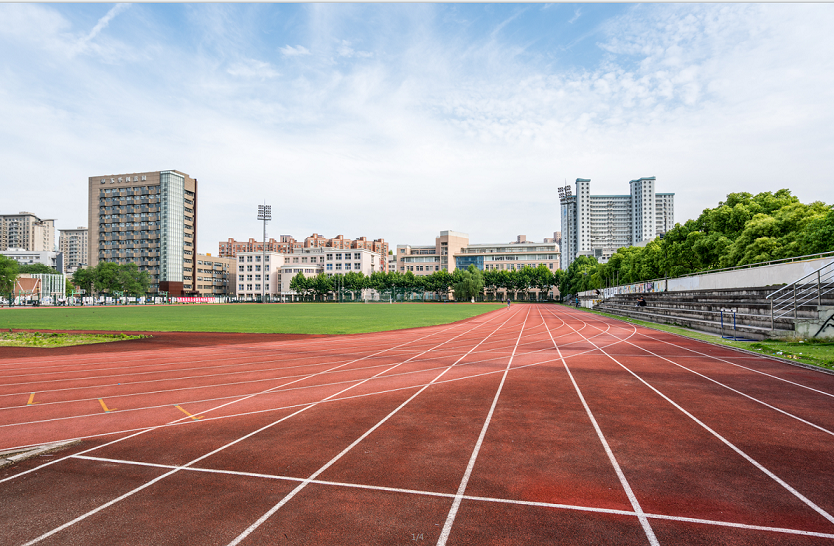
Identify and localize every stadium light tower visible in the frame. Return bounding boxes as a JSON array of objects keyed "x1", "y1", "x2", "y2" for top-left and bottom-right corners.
[{"x1": 257, "y1": 203, "x2": 272, "y2": 303}]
